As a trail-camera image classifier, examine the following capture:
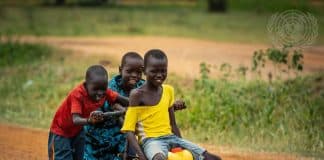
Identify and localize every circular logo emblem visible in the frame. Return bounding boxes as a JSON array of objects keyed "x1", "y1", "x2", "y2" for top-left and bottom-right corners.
[{"x1": 267, "y1": 10, "x2": 318, "y2": 48}]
